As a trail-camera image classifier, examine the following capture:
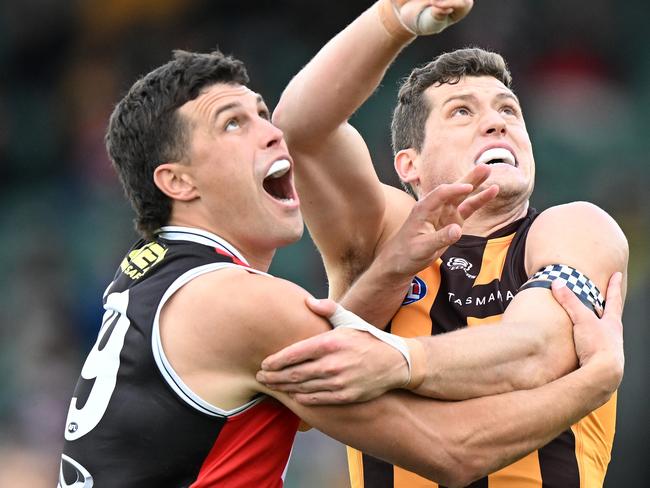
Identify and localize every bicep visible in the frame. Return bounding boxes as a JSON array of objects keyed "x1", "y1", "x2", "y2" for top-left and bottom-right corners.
[
  {"x1": 501, "y1": 287, "x2": 577, "y2": 381},
  {"x1": 501, "y1": 203, "x2": 629, "y2": 382}
]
